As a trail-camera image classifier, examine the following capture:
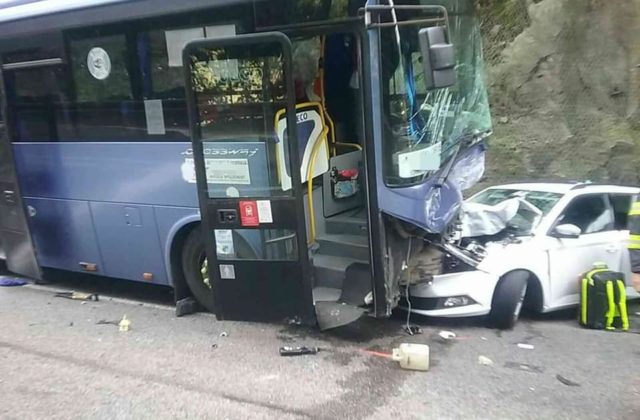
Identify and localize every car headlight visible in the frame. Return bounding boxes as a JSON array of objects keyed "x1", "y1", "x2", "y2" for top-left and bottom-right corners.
[{"x1": 442, "y1": 296, "x2": 475, "y2": 308}]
